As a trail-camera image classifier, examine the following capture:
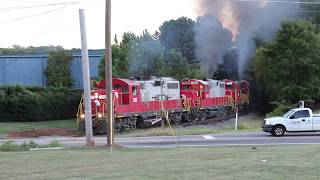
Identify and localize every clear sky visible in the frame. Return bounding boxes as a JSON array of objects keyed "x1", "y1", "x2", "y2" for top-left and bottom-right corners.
[{"x1": 0, "y1": 0, "x2": 197, "y2": 49}]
